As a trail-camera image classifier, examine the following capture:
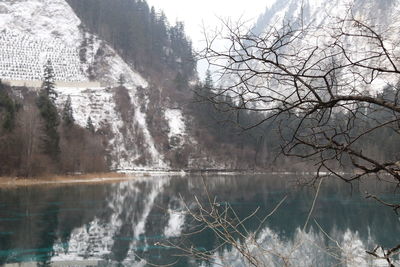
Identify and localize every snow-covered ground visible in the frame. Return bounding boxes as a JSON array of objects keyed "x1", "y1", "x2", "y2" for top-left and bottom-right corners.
[{"x1": 164, "y1": 108, "x2": 186, "y2": 140}]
